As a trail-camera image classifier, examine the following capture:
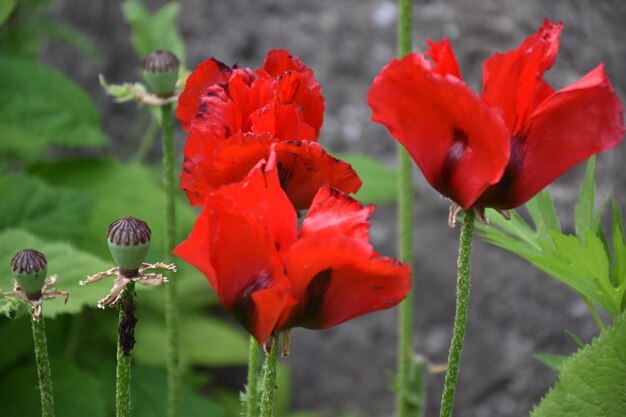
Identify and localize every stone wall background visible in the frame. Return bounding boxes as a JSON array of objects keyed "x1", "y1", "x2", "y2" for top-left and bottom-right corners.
[{"x1": 44, "y1": 1, "x2": 626, "y2": 416}]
